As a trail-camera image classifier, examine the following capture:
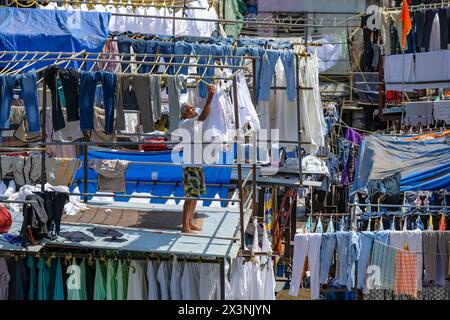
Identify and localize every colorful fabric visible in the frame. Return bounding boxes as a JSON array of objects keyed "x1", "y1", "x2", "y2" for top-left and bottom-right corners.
[
  {"x1": 439, "y1": 213, "x2": 447, "y2": 231},
  {"x1": 182, "y1": 167, "x2": 206, "y2": 198},
  {"x1": 305, "y1": 215, "x2": 315, "y2": 233},
  {"x1": 400, "y1": 0, "x2": 412, "y2": 49},
  {"x1": 428, "y1": 214, "x2": 434, "y2": 230},
  {"x1": 395, "y1": 250, "x2": 418, "y2": 299},
  {"x1": 264, "y1": 188, "x2": 273, "y2": 233},
  {"x1": 370, "y1": 241, "x2": 397, "y2": 290}
]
